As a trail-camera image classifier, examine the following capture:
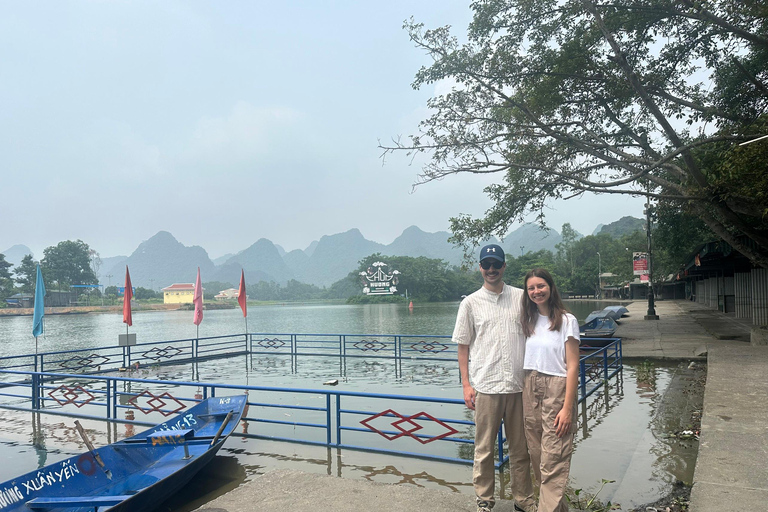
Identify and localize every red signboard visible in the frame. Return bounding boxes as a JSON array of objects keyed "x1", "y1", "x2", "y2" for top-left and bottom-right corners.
[{"x1": 633, "y1": 252, "x2": 649, "y2": 275}]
